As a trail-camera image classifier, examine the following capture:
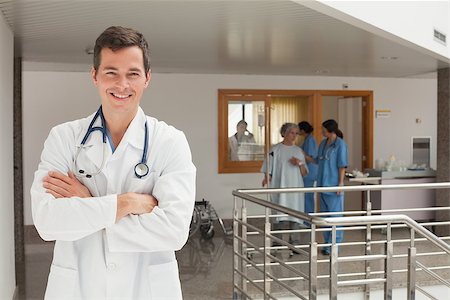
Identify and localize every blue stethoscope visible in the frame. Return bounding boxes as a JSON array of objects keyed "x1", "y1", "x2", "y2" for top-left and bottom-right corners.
[
  {"x1": 72, "y1": 106, "x2": 149, "y2": 179},
  {"x1": 319, "y1": 139, "x2": 336, "y2": 161}
]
